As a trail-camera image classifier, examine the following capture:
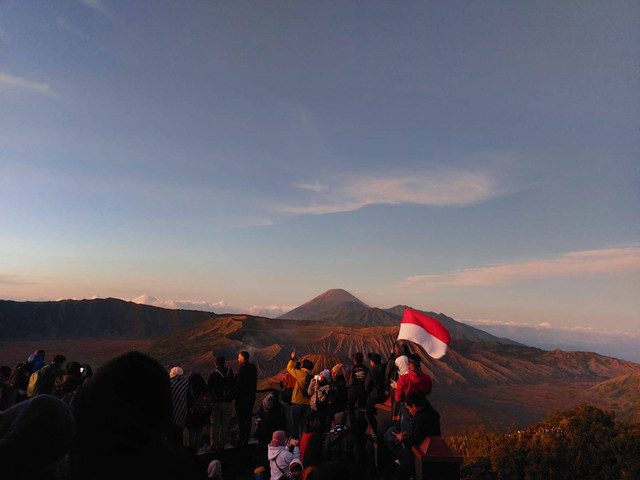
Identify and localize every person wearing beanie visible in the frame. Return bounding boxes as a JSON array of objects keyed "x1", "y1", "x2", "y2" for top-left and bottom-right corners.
[
  {"x1": 286, "y1": 351, "x2": 314, "y2": 439},
  {"x1": 267, "y1": 430, "x2": 300, "y2": 480},
  {"x1": 307, "y1": 369, "x2": 331, "y2": 429}
]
